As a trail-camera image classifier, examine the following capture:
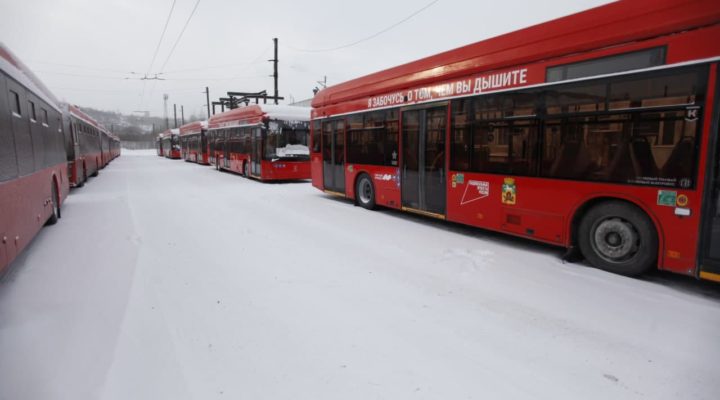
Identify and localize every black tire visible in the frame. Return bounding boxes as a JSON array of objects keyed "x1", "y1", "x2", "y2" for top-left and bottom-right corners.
[
  {"x1": 355, "y1": 173, "x2": 376, "y2": 210},
  {"x1": 46, "y1": 180, "x2": 59, "y2": 226},
  {"x1": 91, "y1": 159, "x2": 99, "y2": 176},
  {"x1": 243, "y1": 162, "x2": 249, "y2": 178},
  {"x1": 577, "y1": 201, "x2": 657, "y2": 276}
]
